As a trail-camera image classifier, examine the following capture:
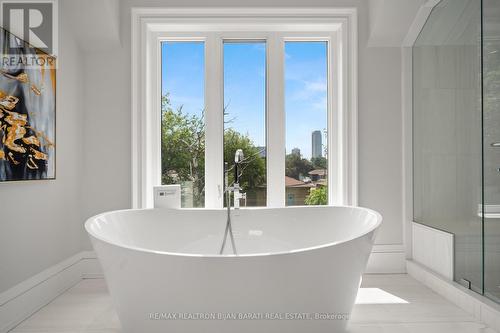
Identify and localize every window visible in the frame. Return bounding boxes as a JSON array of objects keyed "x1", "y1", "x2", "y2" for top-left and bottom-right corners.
[
  {"x1": 285, "y1": 41, "x2": 328, "y2": 206},
  {"x1": 132, "y1": 9, "x2": 358, "y2": 209},
  {"x1": 160, "y1": 41, "x2": 205, "y2": 207},
  {"x1": 223, "y1": 41, "x2": 267, "y2": 206}
]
